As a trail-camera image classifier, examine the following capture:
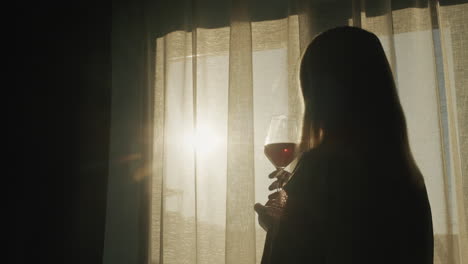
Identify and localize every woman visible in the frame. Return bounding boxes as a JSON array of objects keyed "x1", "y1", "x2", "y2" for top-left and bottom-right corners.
[{"x1": 254, "y1": 26, "x2": 434, "y2": 263}]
